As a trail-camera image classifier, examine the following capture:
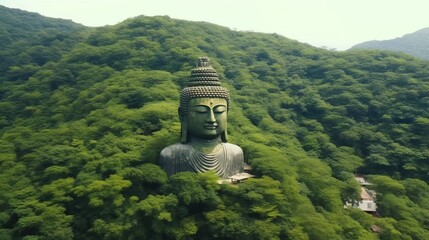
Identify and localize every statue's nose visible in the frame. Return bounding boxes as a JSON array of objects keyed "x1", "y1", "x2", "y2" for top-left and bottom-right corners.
[{"x1": 207, "y1": 109, "x2": 216, "y2": 123}]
